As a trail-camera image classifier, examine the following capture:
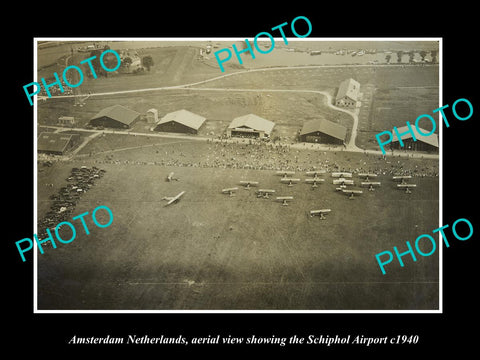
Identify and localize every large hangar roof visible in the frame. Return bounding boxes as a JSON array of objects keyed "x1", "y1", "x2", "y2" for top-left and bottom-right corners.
[
  {"x1": 90, "y1": 105, "x2": 140, "y2": 126},
  {"x1": 228, "y1": 114, "x2": 275, "y2": 135},
  {"x1": 391, "y1": 126, "x2": 439, "y2": 148},
  {"x1": 157, "y1": 109, "x2": 206, "y2": 130},
  {"x1": 336, "y1": 78, "x2": 360, "y2": 102},
  {"x1": 300, "y1": 118, "x2": 347, "y2": 141},
  {"x1": 38, "y1": 132, "x2": 77, "y2": 153}
]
